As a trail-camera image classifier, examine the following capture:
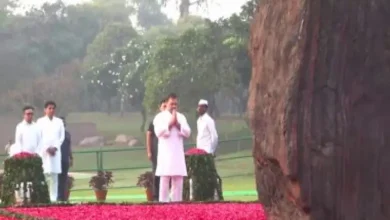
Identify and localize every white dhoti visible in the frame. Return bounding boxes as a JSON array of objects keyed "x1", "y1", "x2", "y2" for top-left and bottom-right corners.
[
  {"x1": 153, "y1": 111, "x2": 191, "y2": 202},
  {"x1": 159, "y1": 176, "x2": 183, "y2": 202}
]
